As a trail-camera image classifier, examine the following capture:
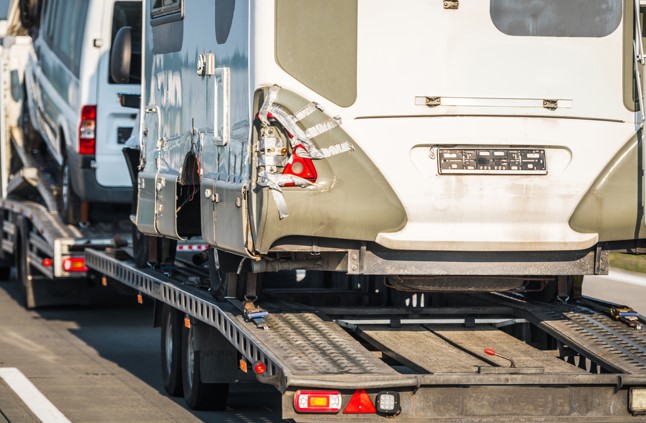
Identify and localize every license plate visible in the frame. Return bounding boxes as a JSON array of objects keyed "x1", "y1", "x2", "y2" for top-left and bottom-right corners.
[{"x1": 438, "y1": 148, "x2": 547, "y2": 175}]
